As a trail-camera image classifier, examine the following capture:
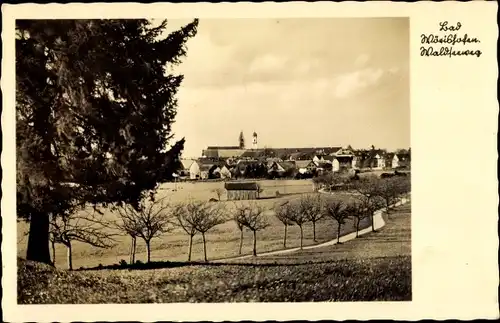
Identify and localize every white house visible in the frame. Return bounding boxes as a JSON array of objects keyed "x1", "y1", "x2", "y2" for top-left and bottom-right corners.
[
  {"x1": 180, "y1": 159, "x2": 194, "y2": 177},
  {"x1": 189, "y1": 160, "x2": 215, "y2": 180},
  {"x1": 375, "y1": 154, "x2": 385, "y2": 169},
  {"x1": 219, "y1": 165, "x2": 232, "y2": 179}
]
